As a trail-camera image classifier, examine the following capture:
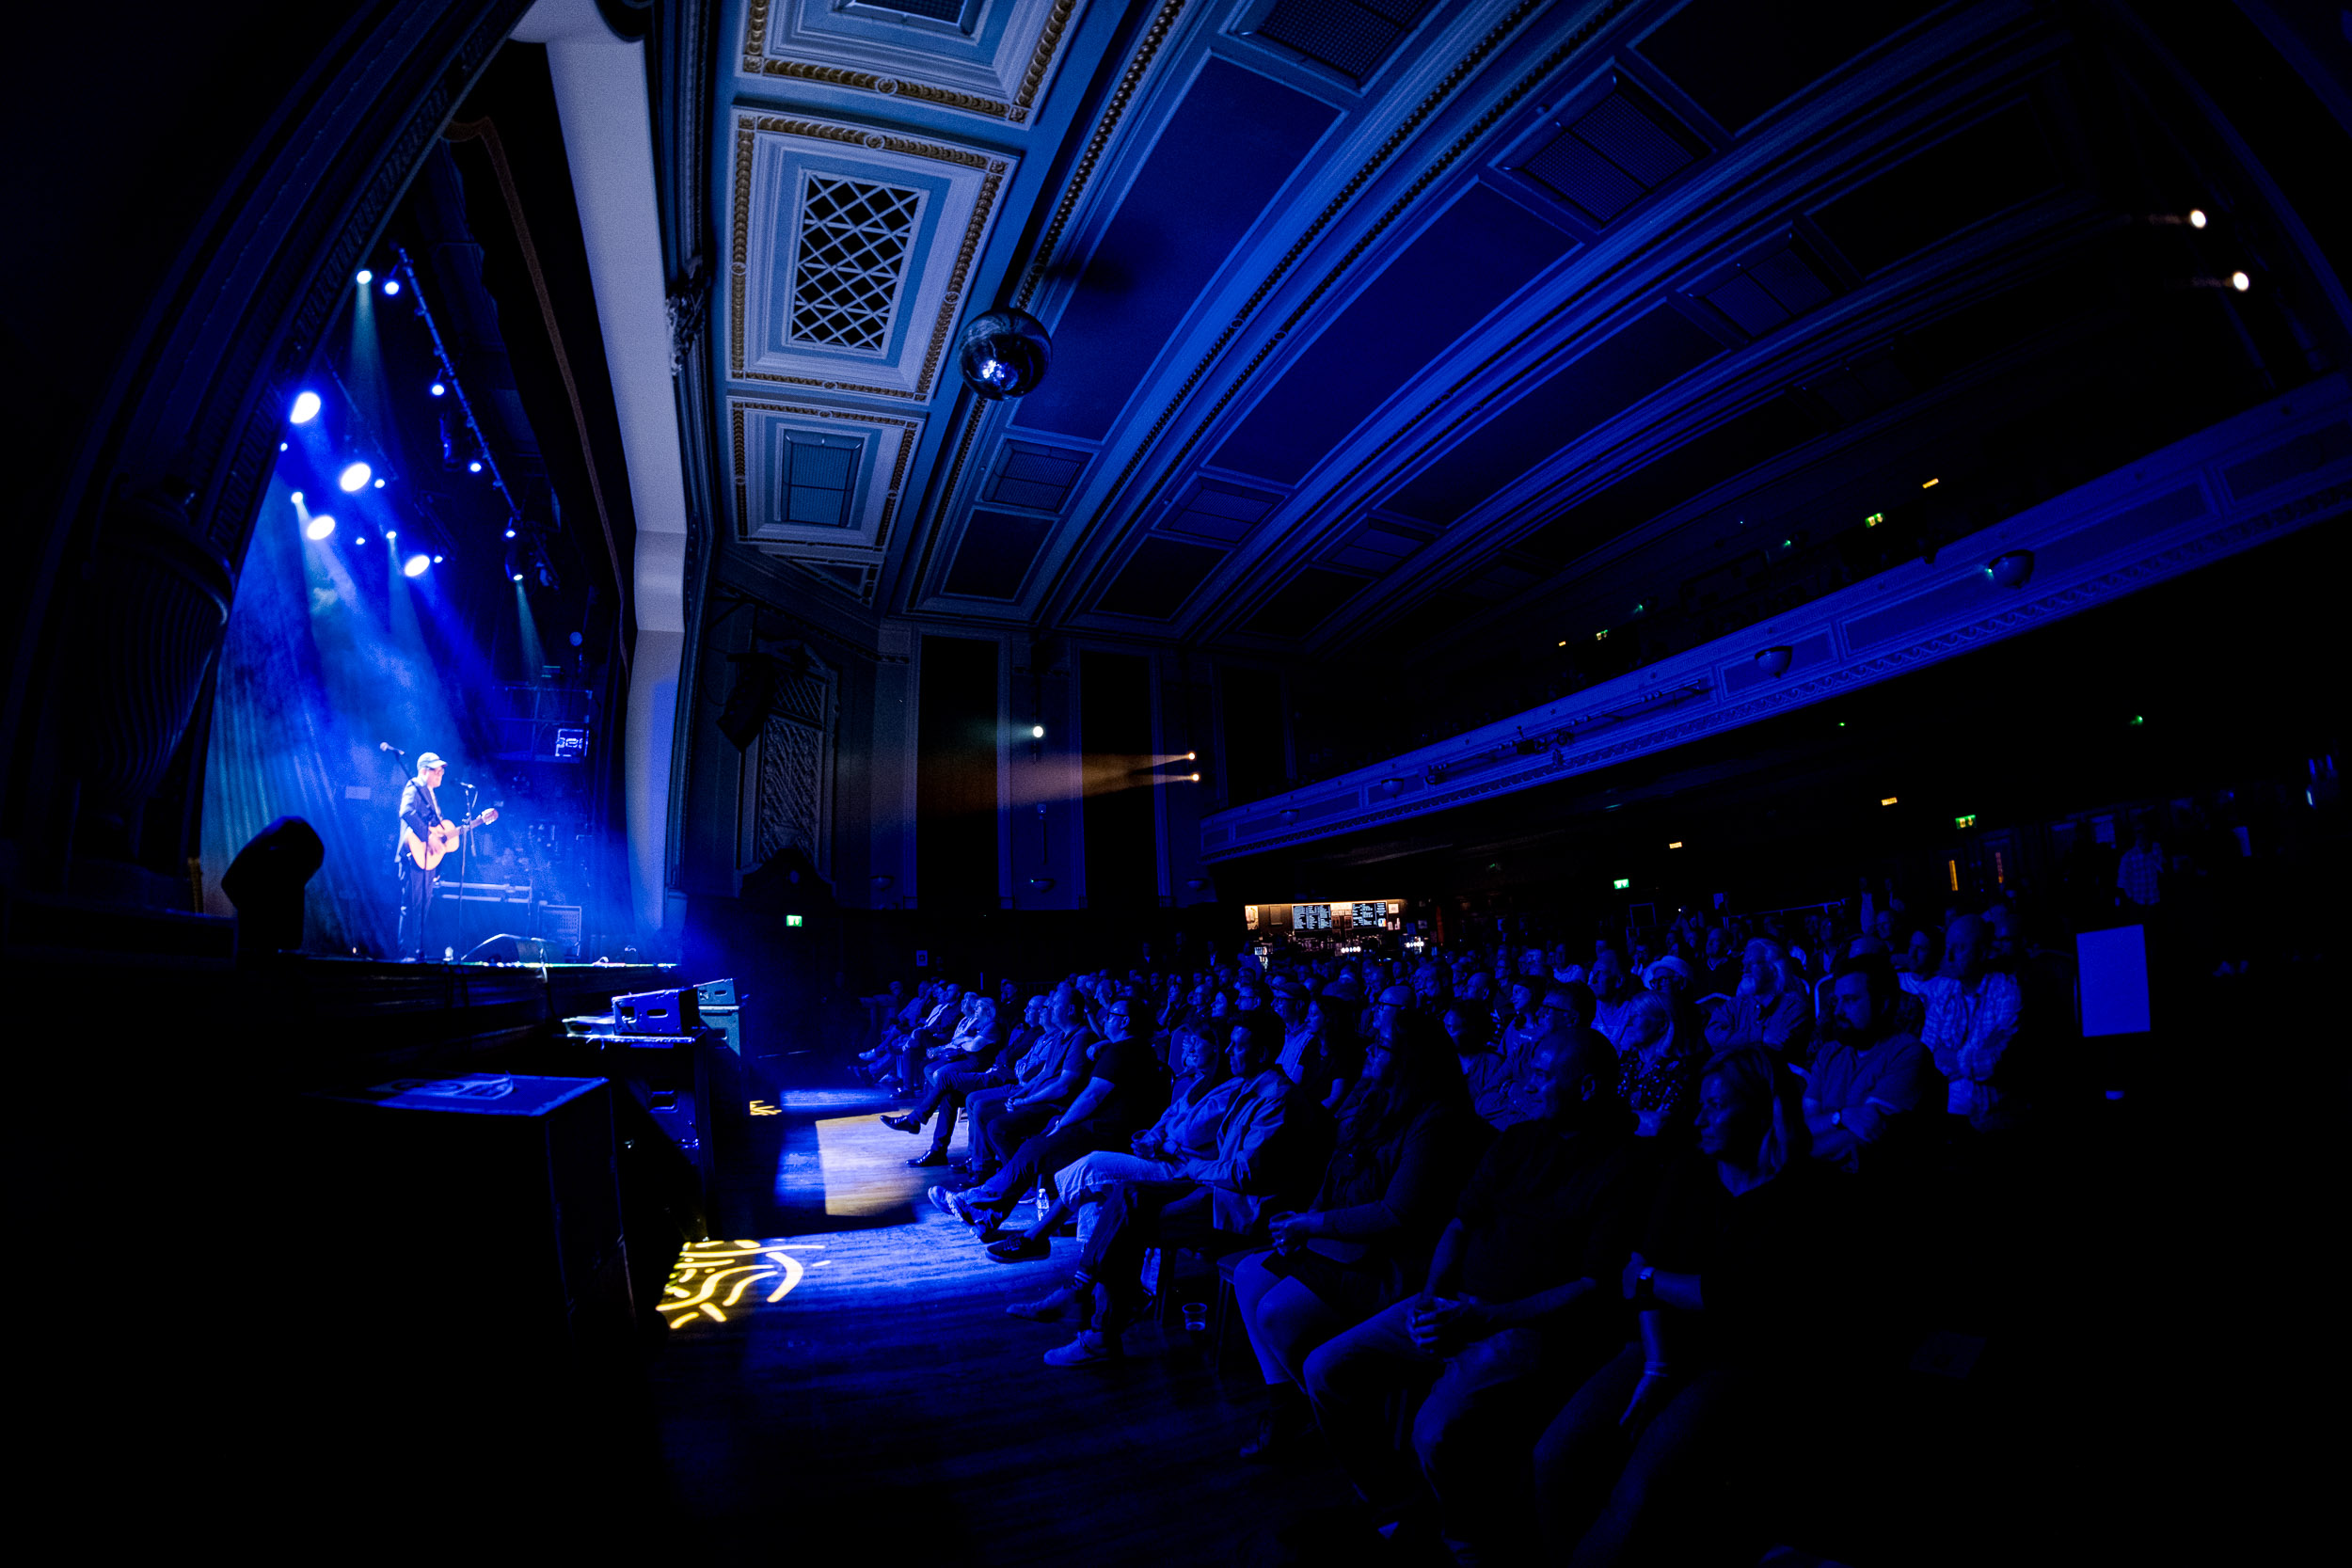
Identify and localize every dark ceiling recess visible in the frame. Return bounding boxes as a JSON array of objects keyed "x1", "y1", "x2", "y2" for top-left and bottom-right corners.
[
  {"x1": 1244, "y1": 565, "x2": 1372, "y2": 639},
  {"x1": 1097, "y1": 537, "x2": 1229, "y2": 620},
  {"x1": 1159, "y1": 481, "x2": 1281, "y2": 545},
  {"x1": 1812, "y1": 103, "x2": 2062, "y2": 276},
  {"x1": 1236, "y1": 0, "x2": 1436, "y2": 84},
  {"x1": 1516, "y1": 78, "x2": 1705, "y2": 227},
  {"x1": 944, "y1": 509, "x2": 1056, "y2": 599},
  {"x1": 1636, "y1": 0, "x2": 1943, "y2": 132},
  {"x1": 985, "y1": 441, "x2": 1088, "y2": 512}
]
